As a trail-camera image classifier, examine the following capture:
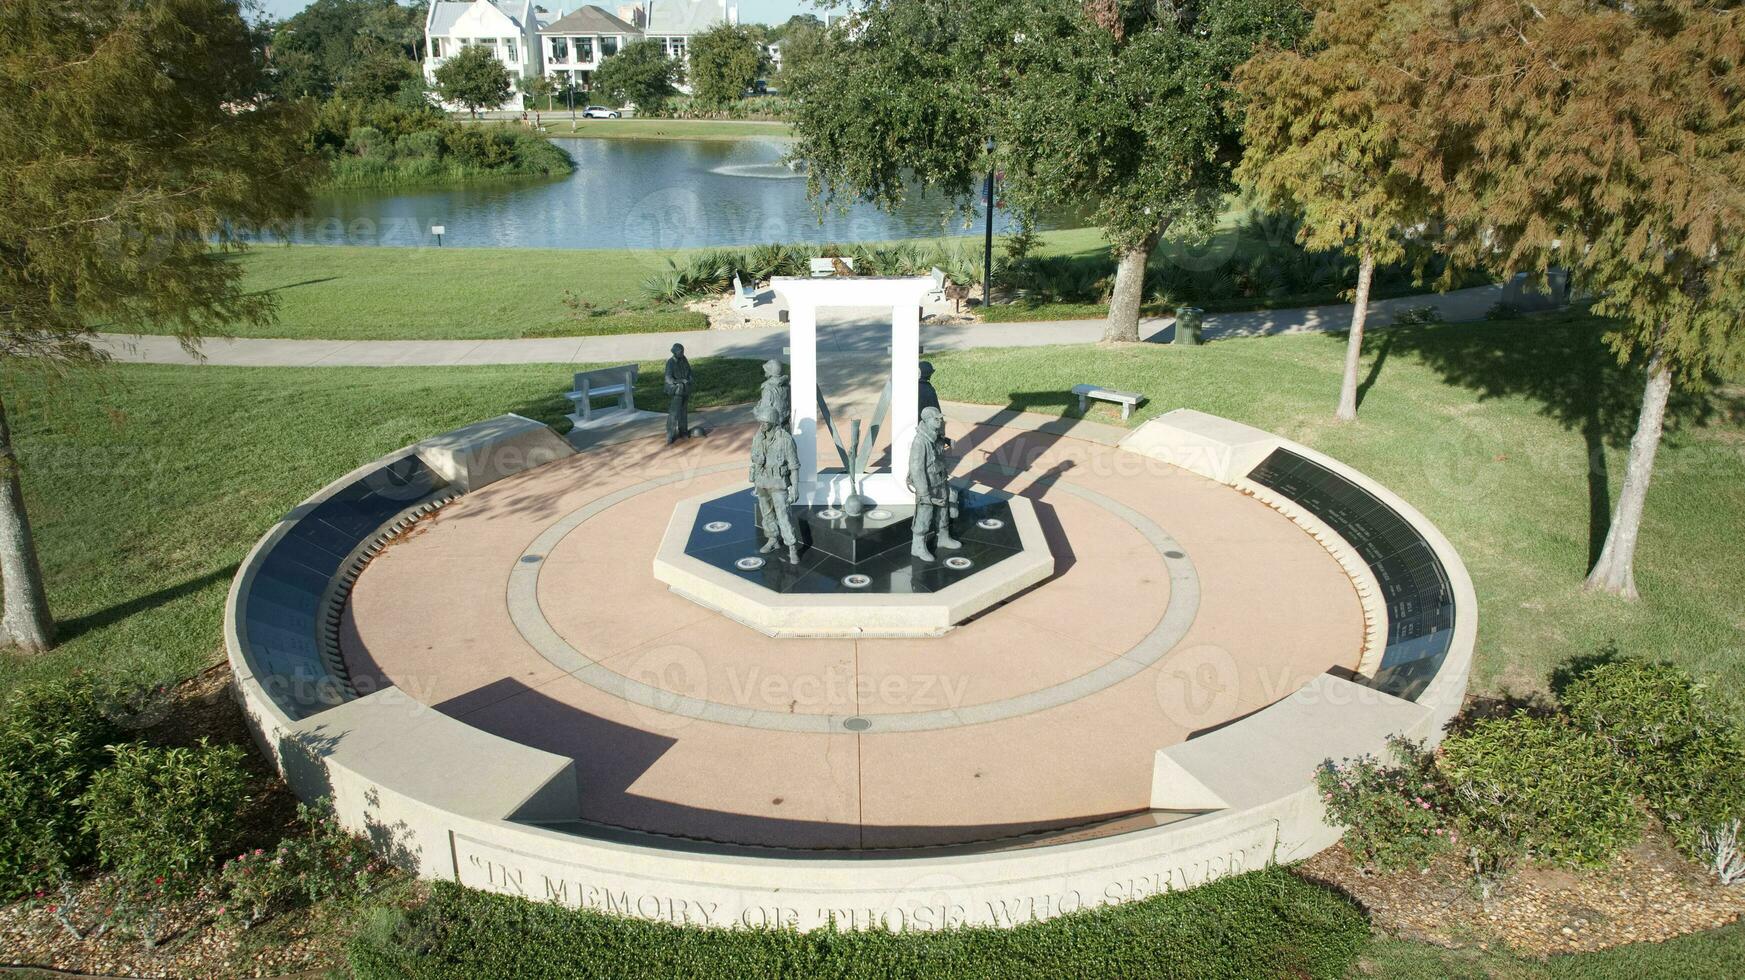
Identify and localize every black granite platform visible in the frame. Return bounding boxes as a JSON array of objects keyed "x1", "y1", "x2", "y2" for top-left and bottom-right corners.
[{"x1": 683, "y1": 488, "x2": 1025, "y2": 596}]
